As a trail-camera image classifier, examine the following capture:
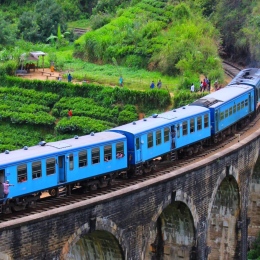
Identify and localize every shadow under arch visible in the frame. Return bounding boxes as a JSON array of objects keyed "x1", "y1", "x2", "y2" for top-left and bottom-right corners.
[
  {"x1": 61, "y1": 217, "x2": 126, "y2": 260},
  {"x1": 144, "y1": 191, "x2": 197, "y2": 260},
  {"x1": 207, "y1": 166, "x2": 240, "y2": 260}
]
